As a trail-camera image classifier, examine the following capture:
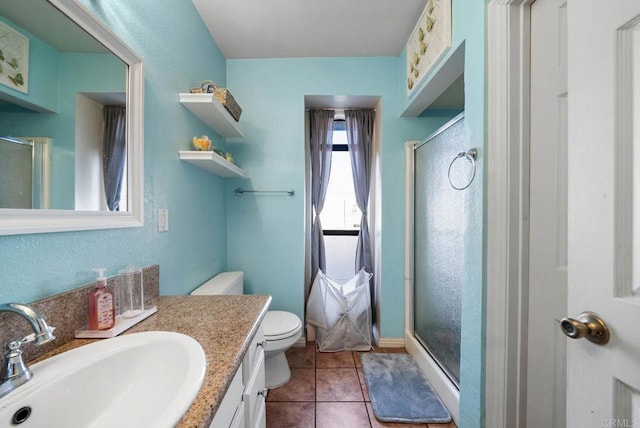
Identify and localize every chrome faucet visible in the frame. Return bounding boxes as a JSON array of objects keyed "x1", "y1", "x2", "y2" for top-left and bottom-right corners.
[{"x1": 0, "y1": 303, "x2": 55, "y2": 399}]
